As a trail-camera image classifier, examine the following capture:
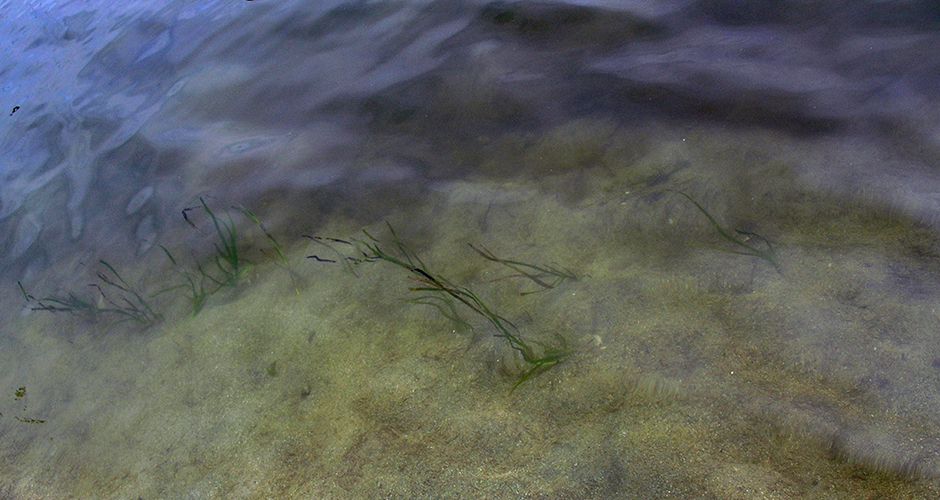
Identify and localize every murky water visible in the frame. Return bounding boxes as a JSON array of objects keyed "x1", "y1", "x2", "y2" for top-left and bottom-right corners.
[{"x1": 2, "y1": 1, "x2": 940, "y2": 498}]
